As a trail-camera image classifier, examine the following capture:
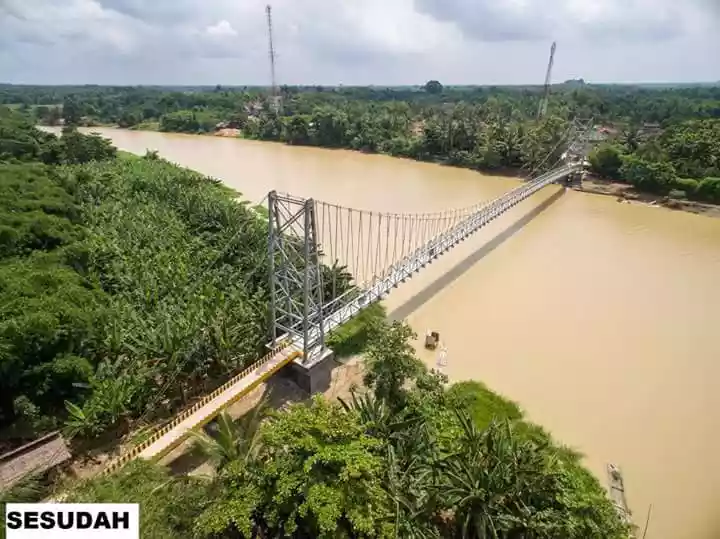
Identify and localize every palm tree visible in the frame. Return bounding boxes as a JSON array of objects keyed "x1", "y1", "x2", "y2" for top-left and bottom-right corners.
[
  {"x1": 191, "y1": 394, "x2": 269, "y2": 469},
  {"x1": 338, "y1": 390, "x2": 419, "y2": 440},
  {"x1": 621, "y1": 126, "x2": 641, "y2": 152},
  {"x1": 438, "y1": 411, "x2": 559, "y2": 539},
  {"x1": 341, "y1": 391, "x2": 440, "y2": 537},
  {"x1": 385, "y1": 445, "x2": 440, "y2": 539},
  {"x1": 321, "y1": 259, "x2": 355, "y2": 303}
]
